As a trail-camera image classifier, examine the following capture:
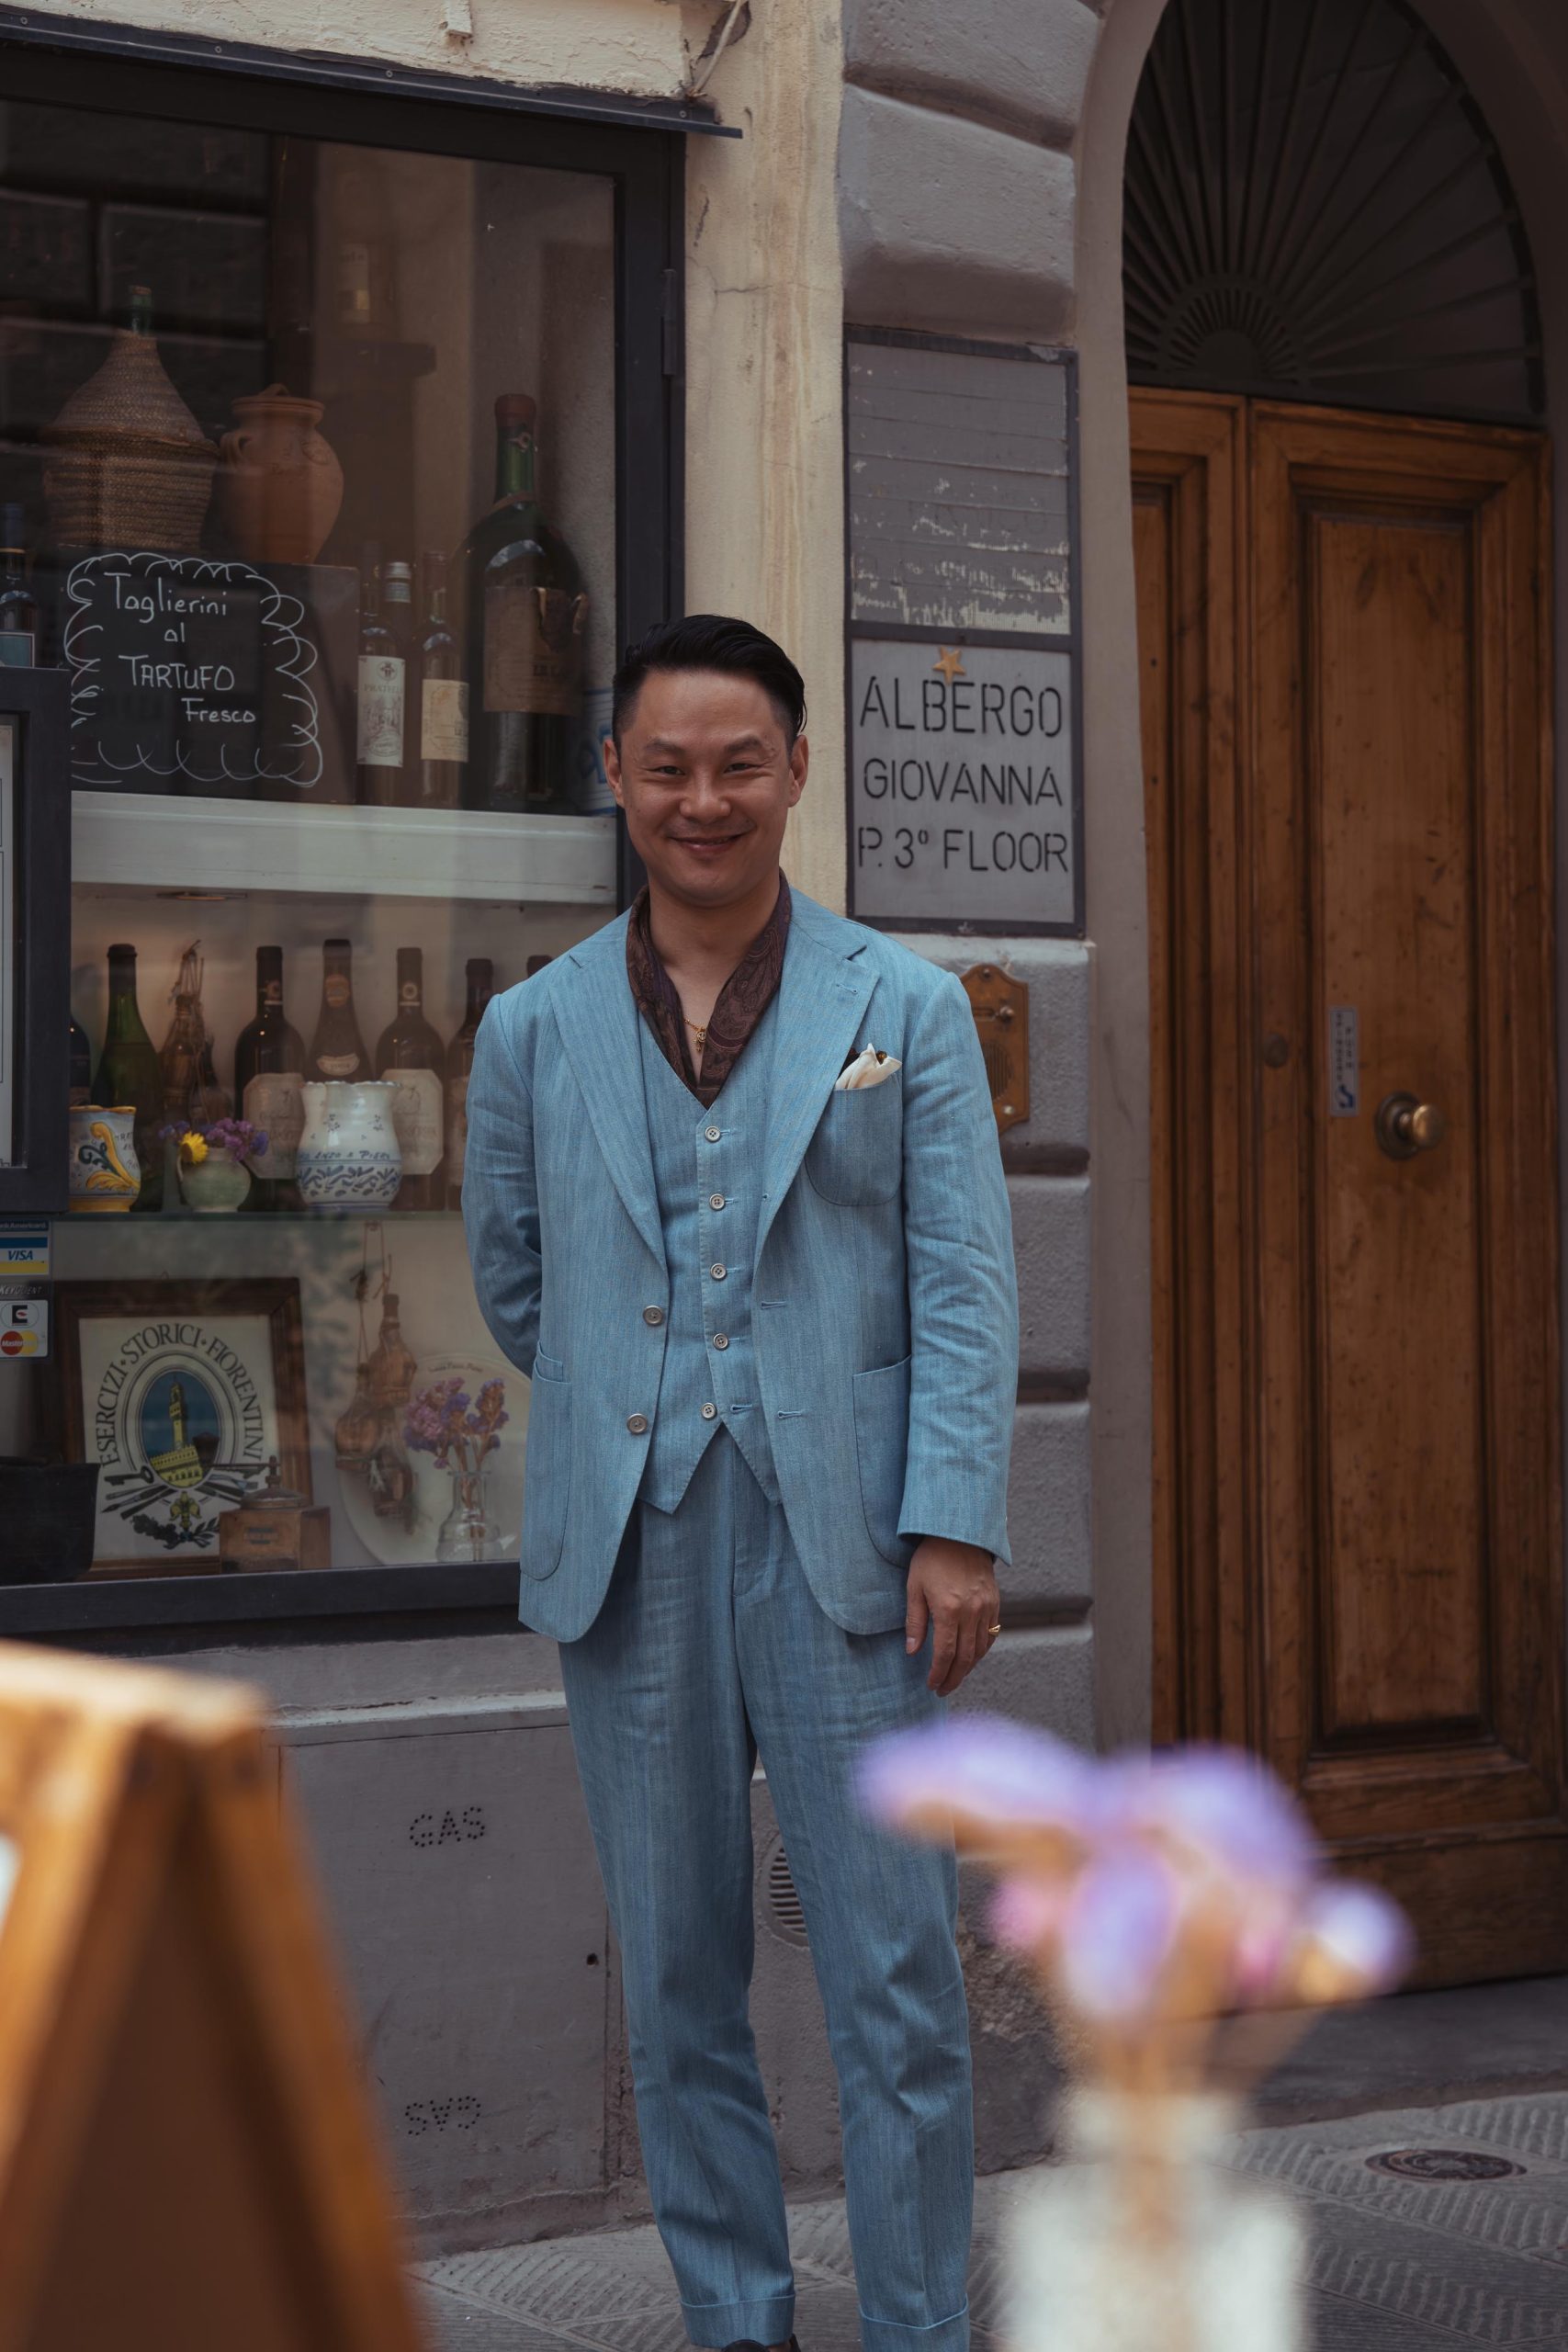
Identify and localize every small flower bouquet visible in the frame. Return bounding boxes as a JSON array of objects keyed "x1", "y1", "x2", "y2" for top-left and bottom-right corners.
[
  {"x1": 162, "y1": 1114, "x2": 270, "y2": 1169},
  {"x1": 161, "y1": 1115, "x2": 271, "y2": 1212},
  {"x1": 404, "y1": 1375, "x2": 509, "y2": 1474},
  {"x1": 861, "y1": 1721, "x2": 1412, "y2": 2352},
  {"x1": 404, "y1": 1377, "x2": 510, "y2": 1564}
]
